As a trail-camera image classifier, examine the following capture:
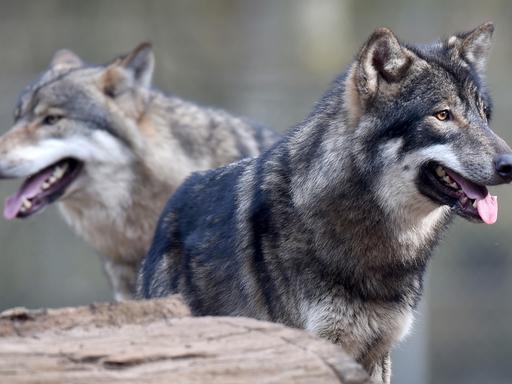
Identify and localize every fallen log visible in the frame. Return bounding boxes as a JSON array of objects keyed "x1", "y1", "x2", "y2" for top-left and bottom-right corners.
[{"x1": 0, "y1": 295, "x2": 371, "y2": 383}]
